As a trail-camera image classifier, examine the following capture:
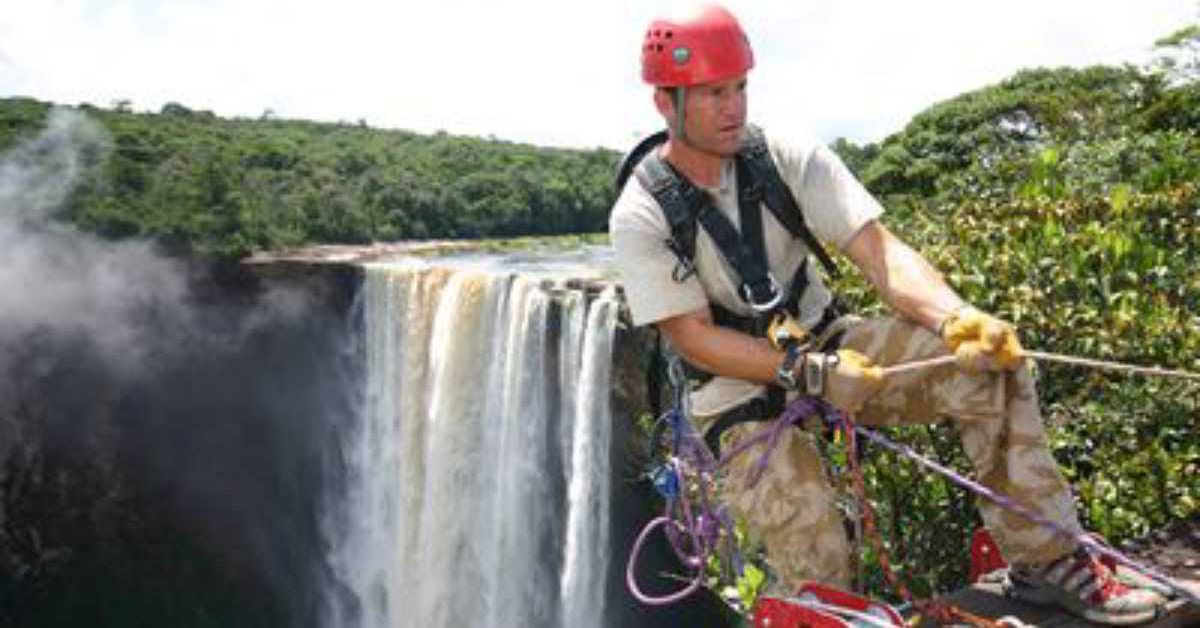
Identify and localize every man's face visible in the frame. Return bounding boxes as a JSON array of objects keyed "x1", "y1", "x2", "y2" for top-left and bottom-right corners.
[{"x1": 680, "y1": 74, "x2": 748, "y2": 157}]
